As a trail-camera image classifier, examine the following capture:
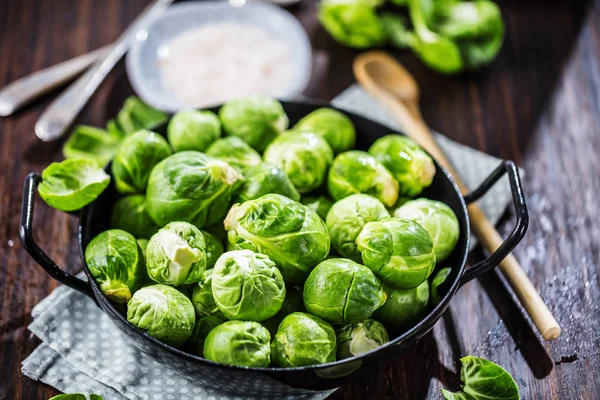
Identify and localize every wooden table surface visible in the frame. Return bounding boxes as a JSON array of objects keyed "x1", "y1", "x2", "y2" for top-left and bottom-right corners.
[{"x1": 1, "y1": 0, "x2": 599, "y2": 399}]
